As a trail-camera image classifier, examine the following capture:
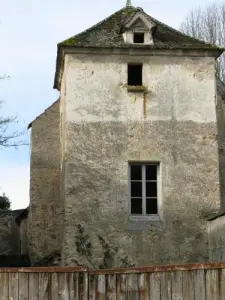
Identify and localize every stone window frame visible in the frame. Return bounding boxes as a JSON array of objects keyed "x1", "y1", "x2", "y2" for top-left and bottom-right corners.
[{"x1": 128, "y1": 162, "x2": 161, "y2": 221}]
